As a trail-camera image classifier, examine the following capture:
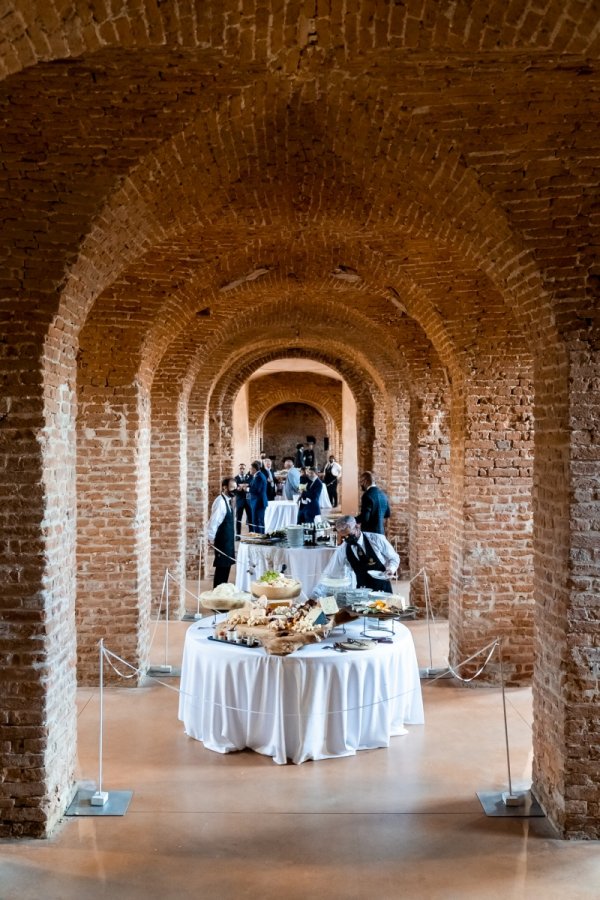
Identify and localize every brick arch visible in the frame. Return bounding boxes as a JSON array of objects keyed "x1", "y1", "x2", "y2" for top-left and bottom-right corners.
[
  {"x1": 2, "y1": 4, "x2": 599, "y2": 842},
  {"x1": 53, "y1": 87, "x2": 546, "y2": 365},
  {"x1": 2, "y1": 1, "x2": 597, "y2": 82},
  {"x1": 182, "y1": 337, "x2": 412, "y2": 581},
  {"x1": 249, "y1": 383, "x2": 343, "y2": 437},
  {"x1": 249, "y1": 377, "x2": 343, "y2": 462},
  {"x1": 255, "y1": 403, "x2": 337, "y2": 465}
]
